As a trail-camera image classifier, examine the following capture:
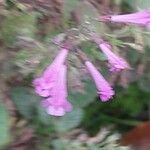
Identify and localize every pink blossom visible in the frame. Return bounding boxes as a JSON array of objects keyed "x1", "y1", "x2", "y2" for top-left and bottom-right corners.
[
  {"x1": 85, "y1": 61, "x2": 114, "y2": 101},
  {"x1": 99, "y1": 43, "x2": 130, "y2": 72},
  {"x1": 99, "y1": 10, "x2": 150, "y2": 27},
  {"x1": 33, "y1": 48, "x2": 72, "y2": 116},
  {"x1": 40, "y1": 65, "x2": 72, "y2": 116},
  {"x1": 33, "y1": 48, "x2": 68, "y2": 97}
]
